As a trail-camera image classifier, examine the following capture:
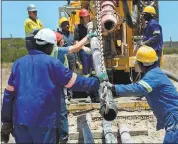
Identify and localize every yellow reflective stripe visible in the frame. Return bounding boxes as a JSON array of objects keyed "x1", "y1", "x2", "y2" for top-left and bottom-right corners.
[
  {"x1": 138, "y1": 80, "x2": 152, "y2": 93},
  {"x1": 6, "y1": 85, "x2": 15, "y2": 92},
  {"x1": 65, "y1": 73, "x2": 77, "y2": 88},
  {"x1": 83, "y1": 73, "x2": 91, "y2": 77},
  {"x1": 153, "y1": 30, "x2": 160, "y2": 34},
  {"x1": 64, "y1": 55, "x2": 69, "y2": 68}
]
